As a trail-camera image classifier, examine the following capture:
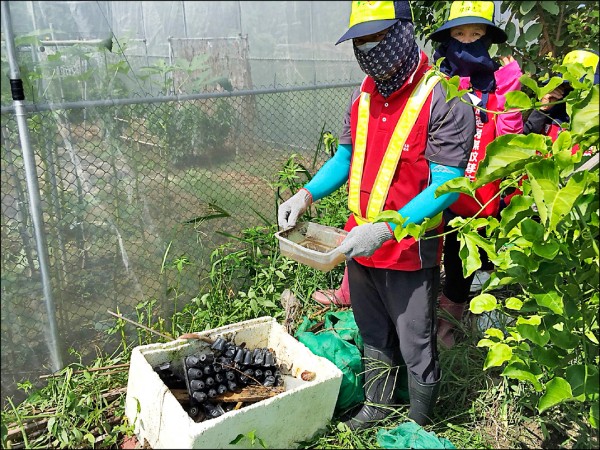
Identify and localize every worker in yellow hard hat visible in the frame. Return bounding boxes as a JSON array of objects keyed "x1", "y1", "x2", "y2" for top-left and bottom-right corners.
[
  {"x1": 278, "y1": 1, "x2": 476, "y2": 428},
  {"x1": 524, "y1": 49, "x2": 599, "y2": 135}
]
